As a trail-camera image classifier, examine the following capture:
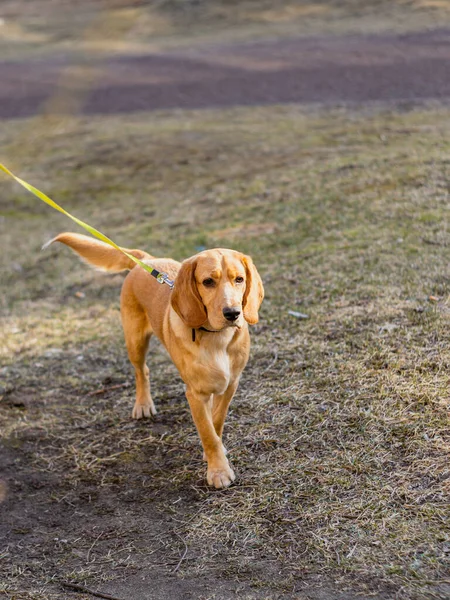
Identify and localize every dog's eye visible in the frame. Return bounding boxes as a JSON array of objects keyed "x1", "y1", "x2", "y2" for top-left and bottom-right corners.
[
  {"x1": 235, "y1": 276, "x2": 244, "y2": 284},
  {"x1": 202, "y1": 278, "x2": 215, "y2": 287}
]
